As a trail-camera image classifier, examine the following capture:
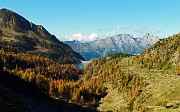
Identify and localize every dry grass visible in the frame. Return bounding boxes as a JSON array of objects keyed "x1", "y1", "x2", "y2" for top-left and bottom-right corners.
[{"x1": 99, "y1": 56, "x2": 180, "y2": 112}]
